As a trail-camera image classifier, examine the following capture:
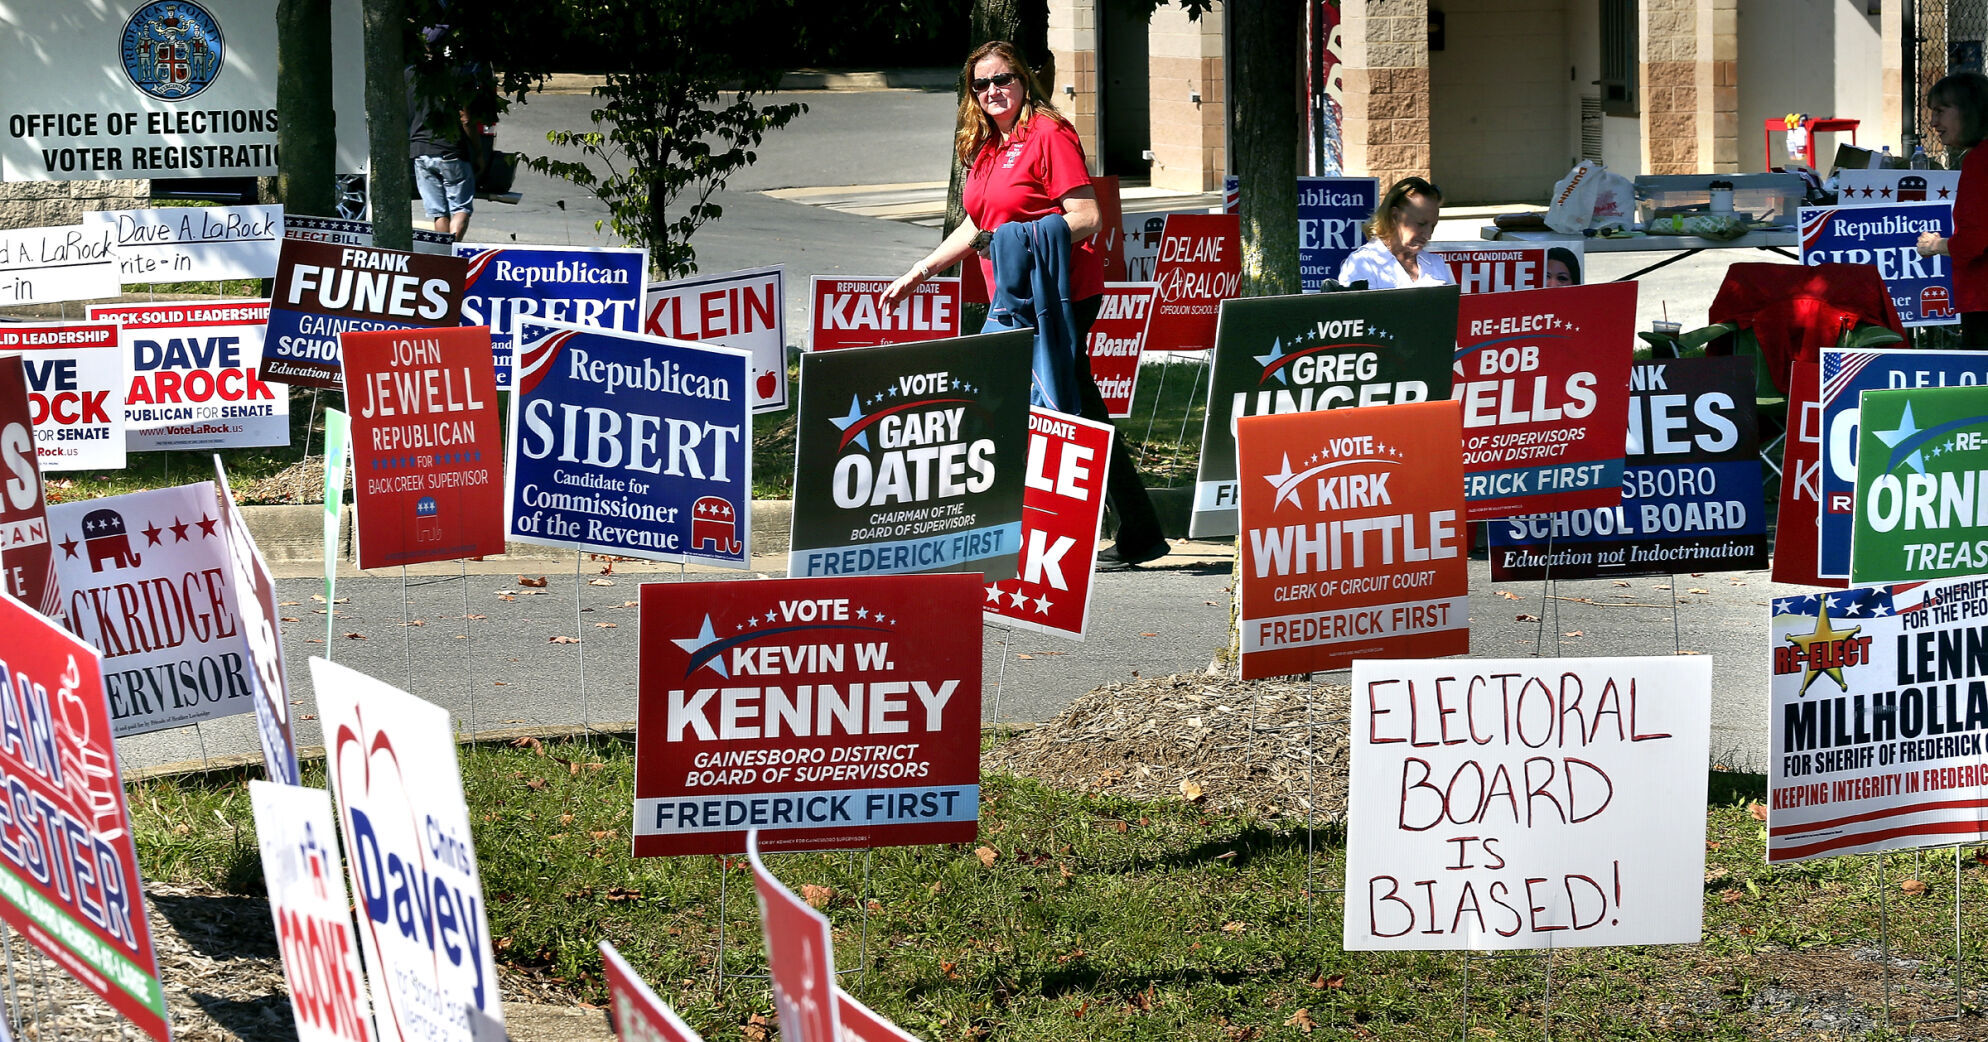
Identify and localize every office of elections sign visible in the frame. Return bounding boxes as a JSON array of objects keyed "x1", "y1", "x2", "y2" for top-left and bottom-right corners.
[{"x1": 634, "y1": 574, "x2": 983, "y2": 856}]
